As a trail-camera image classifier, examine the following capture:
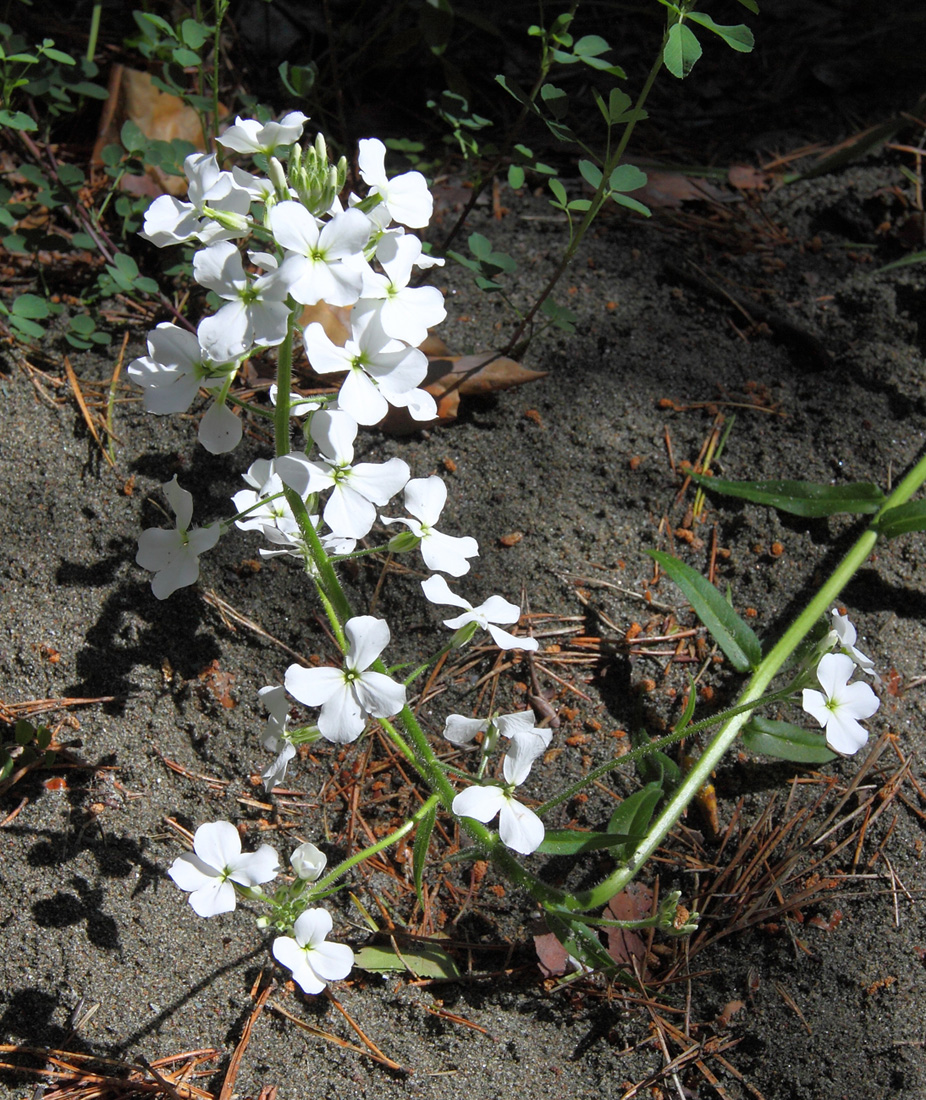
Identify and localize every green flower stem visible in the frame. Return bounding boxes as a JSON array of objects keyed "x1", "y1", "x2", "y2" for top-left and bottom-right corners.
[
  {"x1": 503, "y1": 30, "x2": 668, "y2": 355},
  {"x1": 390, "y1": 701, "x2": 572, "y2": 907},
  {"x1": 566, "y1": 449, "x2": 926, "y2": 913},
  {"x1": 534, "y1": 688, "x2": 797, "y2": 819},
  {"x1": 311, "y1": 792, "x2": 442, "y2": 895},
  {"x1": 274, "y1": 308, "x2": 353, "y2": 626}
]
